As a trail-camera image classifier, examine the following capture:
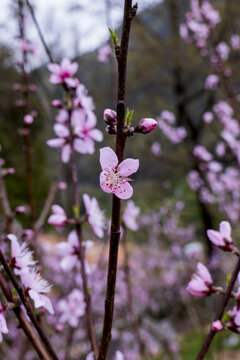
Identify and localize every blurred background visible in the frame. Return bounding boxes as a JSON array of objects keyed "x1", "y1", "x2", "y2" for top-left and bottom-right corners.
[{"x1": 1, "y1": 0, "x2": 240, "y2": 359}]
